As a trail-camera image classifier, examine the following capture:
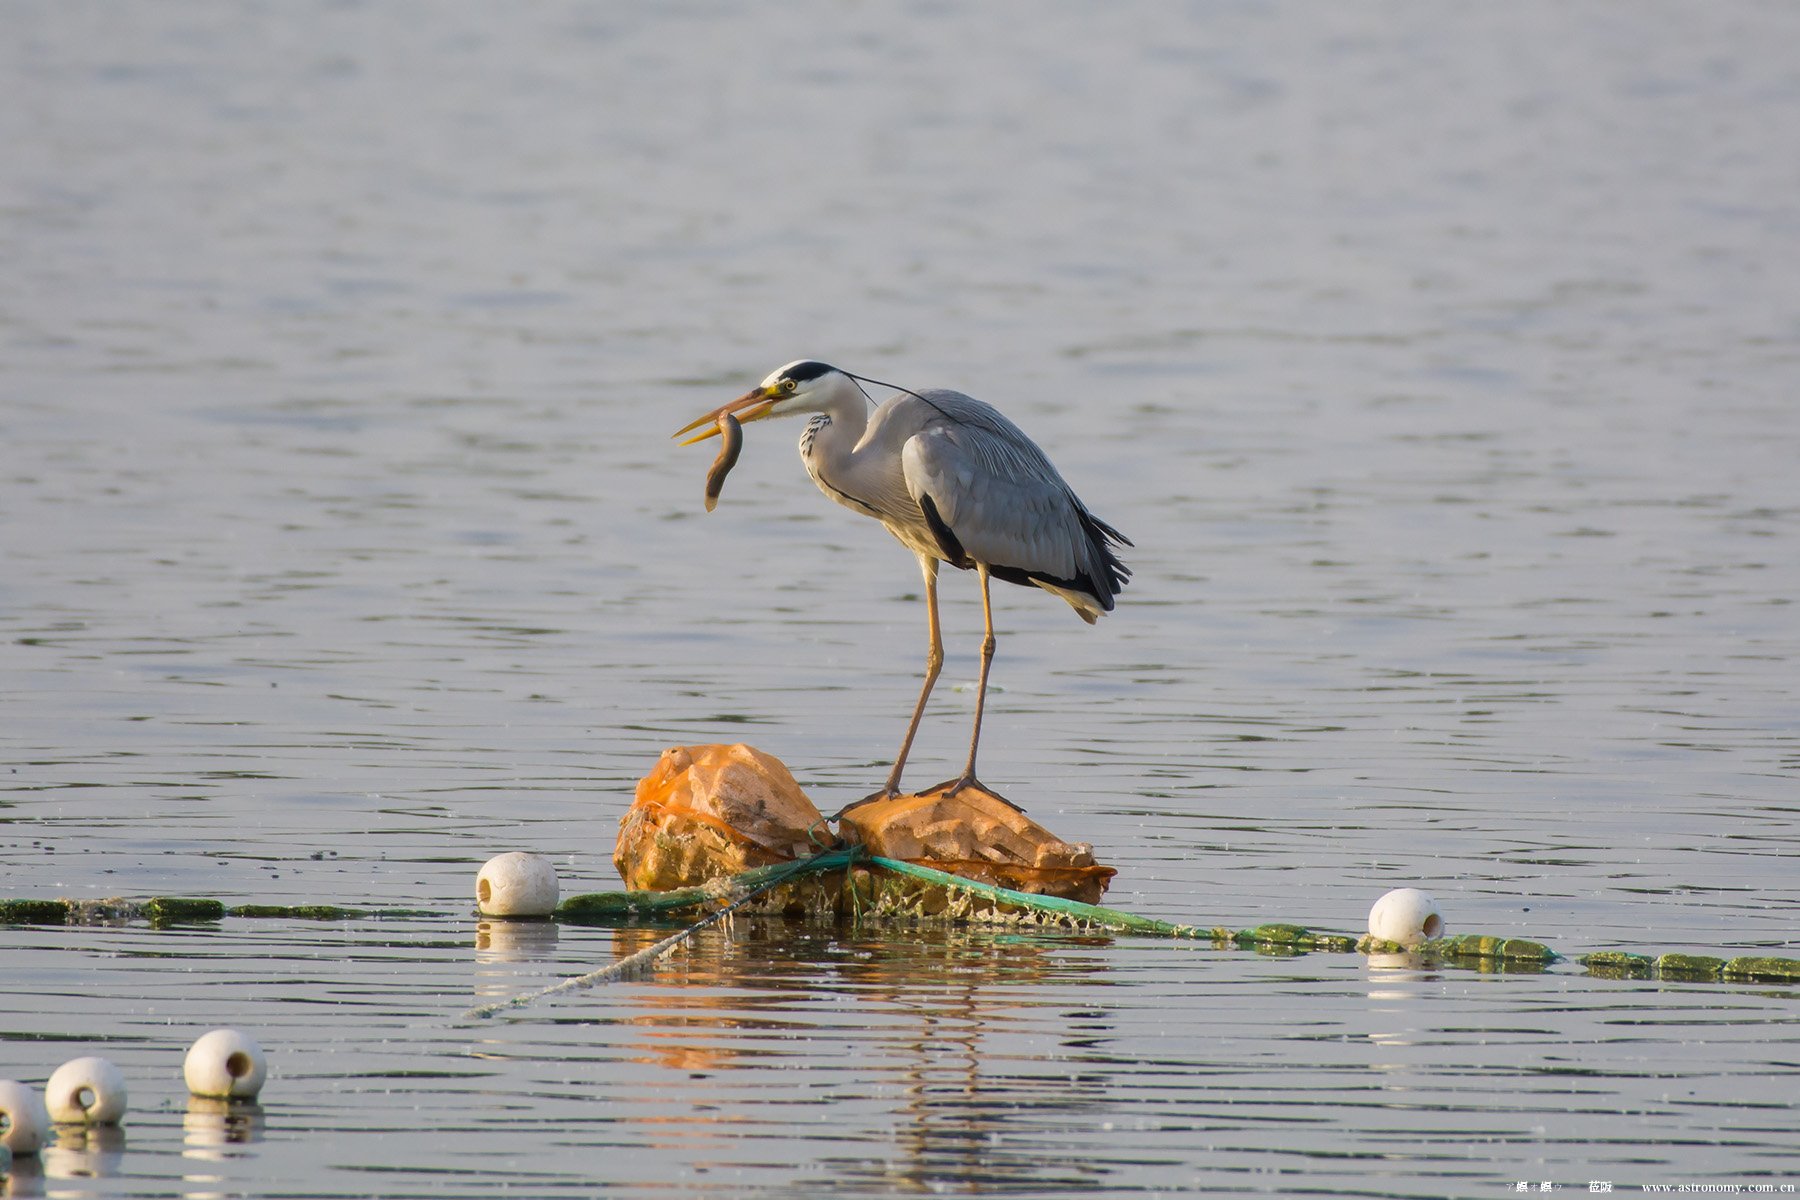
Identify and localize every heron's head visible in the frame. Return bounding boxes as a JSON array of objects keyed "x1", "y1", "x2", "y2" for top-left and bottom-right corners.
[{"x1": 673, "y1": 360, "x2": 851, "y2": 445}]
